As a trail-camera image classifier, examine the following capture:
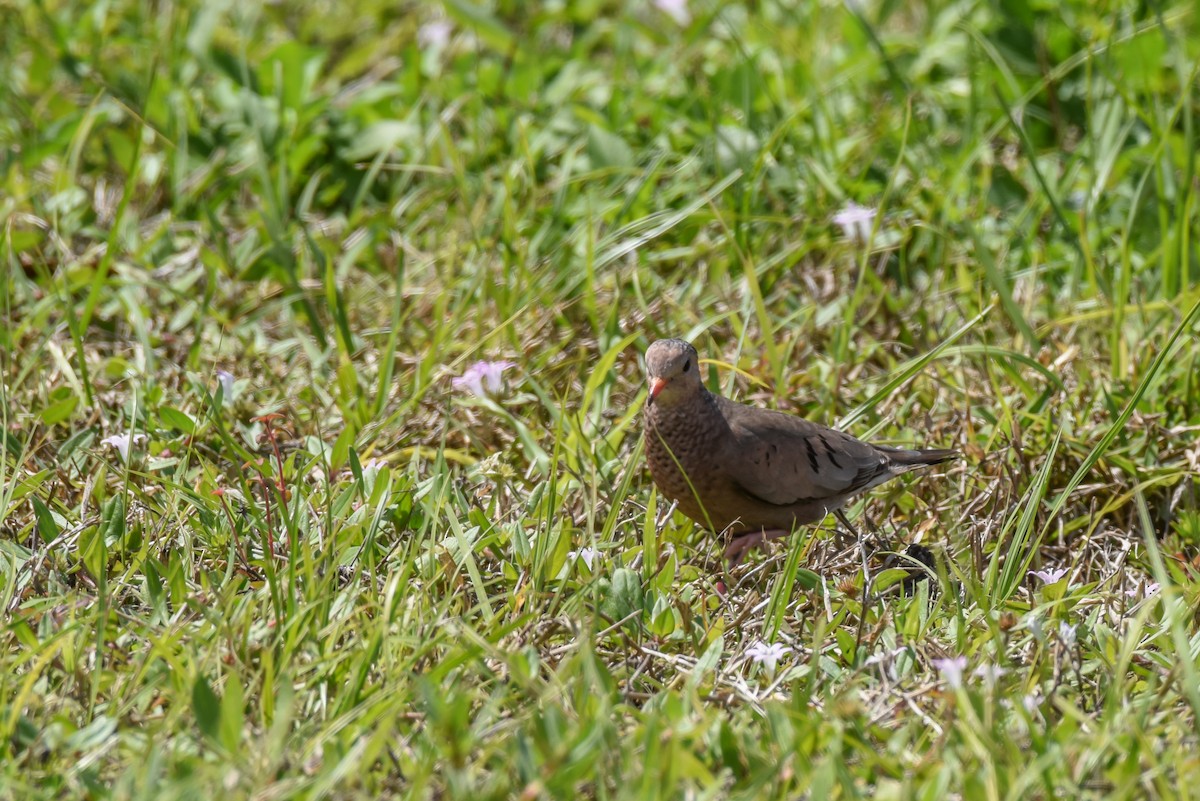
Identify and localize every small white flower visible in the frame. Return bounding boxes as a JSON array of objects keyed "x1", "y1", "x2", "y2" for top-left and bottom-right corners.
[
  {"x1": 568, "y1": 547, "x2": 600, "y2": 570},
  {"x1": 452, "y1": 360, "x2": 517, "y2": 398},
  {"x1": 932, "y1": 656, "x2": 968, "y2": 689},
  {"x1": 1022, "y1": 693, "x2": 1042, "y2": 713},
  {"x1": 1029, "y1": 567, "x2": 1069, "y2": 584},
  {"x1": 1058, "y1": 622, "x2": 1077, "y2": 647},
  {"x1": 832, "y1": 202, "x2": 877, "y2": 243},
  {"x1": 746, "y1": 641, "x2": 791, "y2": 674},
  {"x1": 216, "y1": 370, "x2": 235, "y2": 402},
  {"x1": 100, "y1": 432, "x2": 147, "y2": 462},
  {"x1": 417, "y1": 19, "x2": 452, "y2": 49},
  {"x1": 973, "y1": 663, "x2": 1006, "y2": 684},
  {"x1": 653, "y1": 0, "x2": 690, "y2": 25}
]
